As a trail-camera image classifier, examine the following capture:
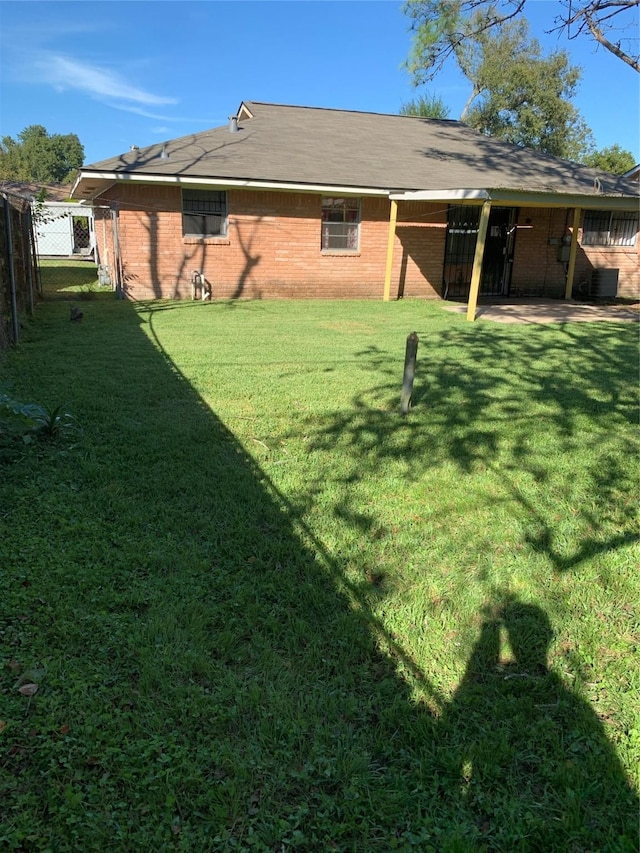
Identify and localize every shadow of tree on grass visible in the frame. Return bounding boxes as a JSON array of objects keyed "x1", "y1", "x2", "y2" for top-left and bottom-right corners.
[{"x1": 297, "y1": 319, "x2": 639, "y2": 576}]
